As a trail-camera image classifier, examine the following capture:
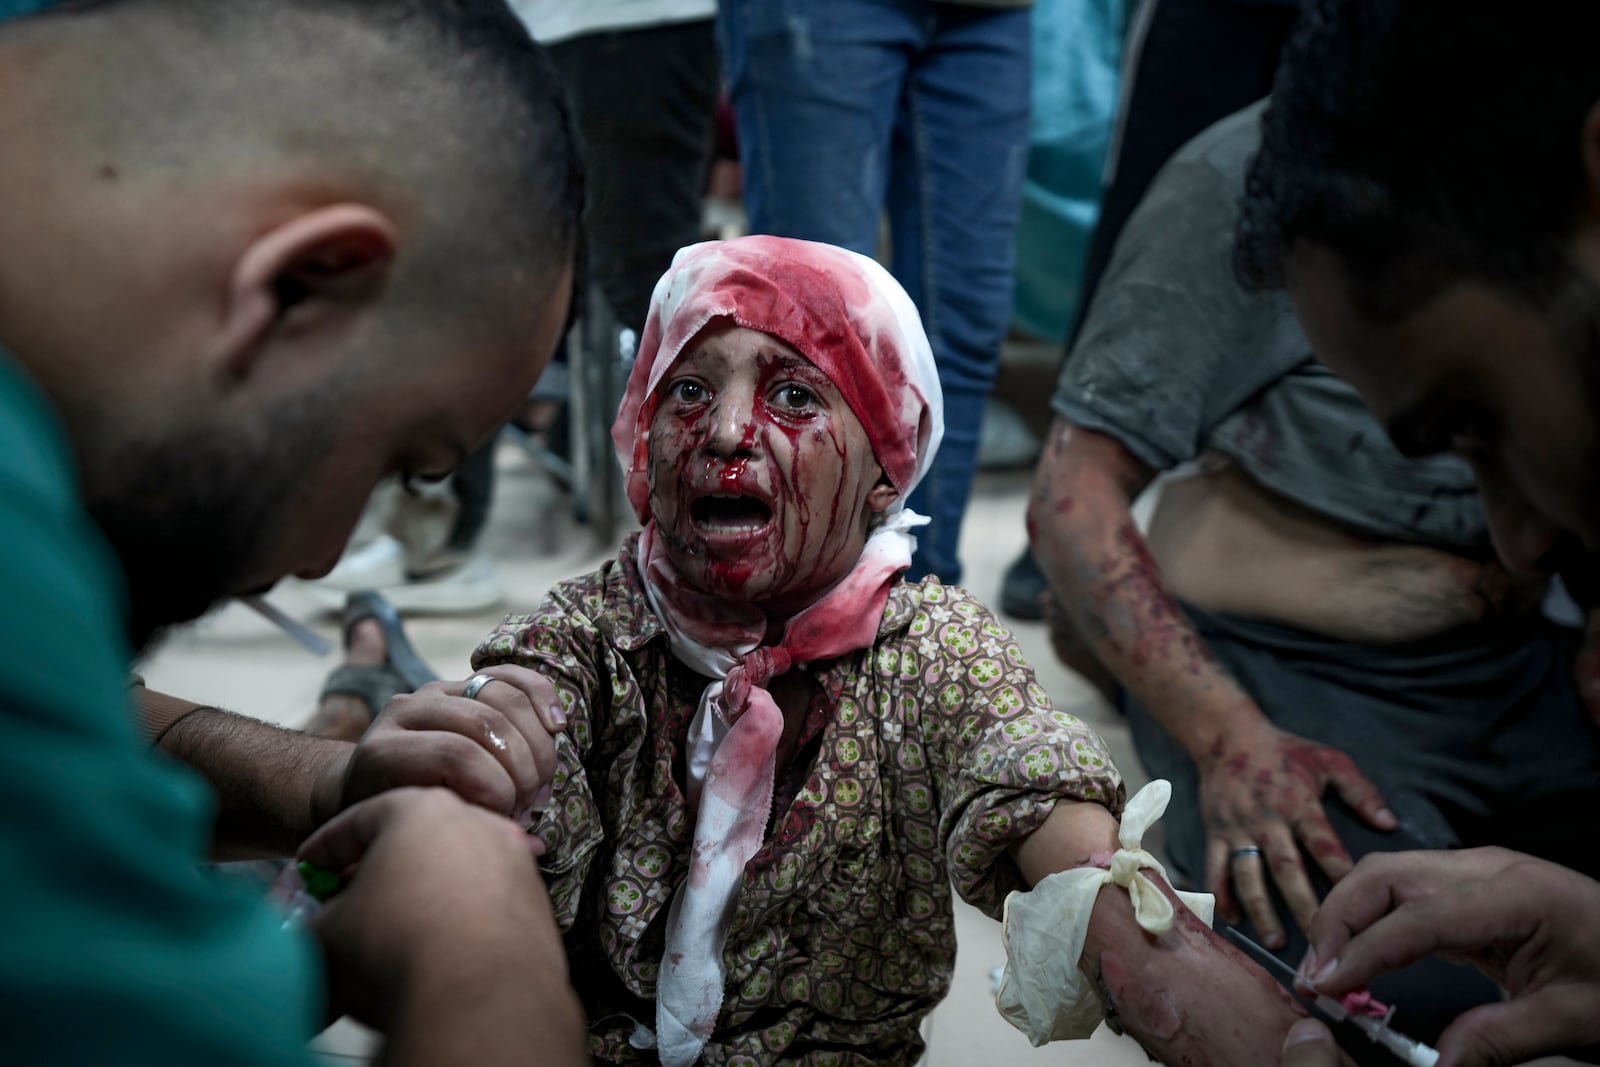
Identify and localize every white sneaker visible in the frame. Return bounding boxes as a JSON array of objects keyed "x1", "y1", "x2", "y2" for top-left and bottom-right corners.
[
  {"x1": 310, "y1": 534, "x2": 407, "y2": 591},
  {"x1": 978, "y1": 397, "x2": 1041, "y2": 470},
  {"x1": 383, "y1": 552, "x2": 504, "y2": 615},
  {"x1": 302, "y1": 540, "x2": 504, "y2": 615}
]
